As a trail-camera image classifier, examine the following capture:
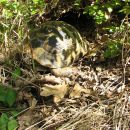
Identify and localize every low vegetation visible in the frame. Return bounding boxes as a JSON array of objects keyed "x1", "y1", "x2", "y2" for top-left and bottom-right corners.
[{"x1": 0, "y1": 0, "x2": 130, "y2": 130}]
